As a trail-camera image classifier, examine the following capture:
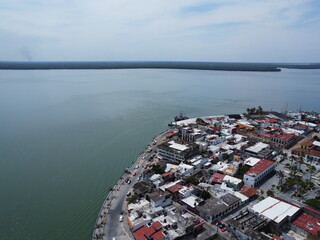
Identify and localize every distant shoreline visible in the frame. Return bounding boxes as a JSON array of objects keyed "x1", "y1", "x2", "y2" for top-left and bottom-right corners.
[{"x1": 1, "y1": 61, "x2": 320, "y2": 72}]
